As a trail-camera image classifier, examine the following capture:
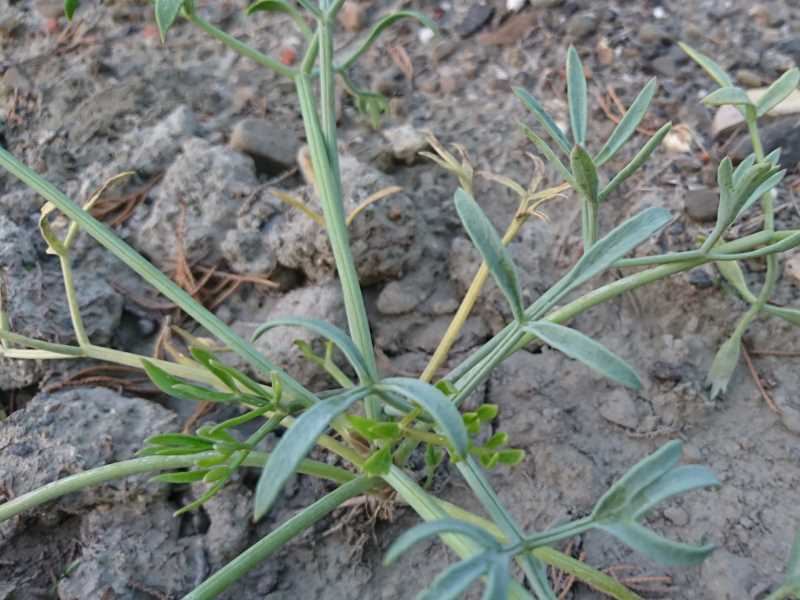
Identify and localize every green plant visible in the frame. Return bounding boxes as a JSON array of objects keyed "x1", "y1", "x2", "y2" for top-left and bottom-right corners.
[{"x1": 1, "y1": 2, "x2": 798, "y2": 598}]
